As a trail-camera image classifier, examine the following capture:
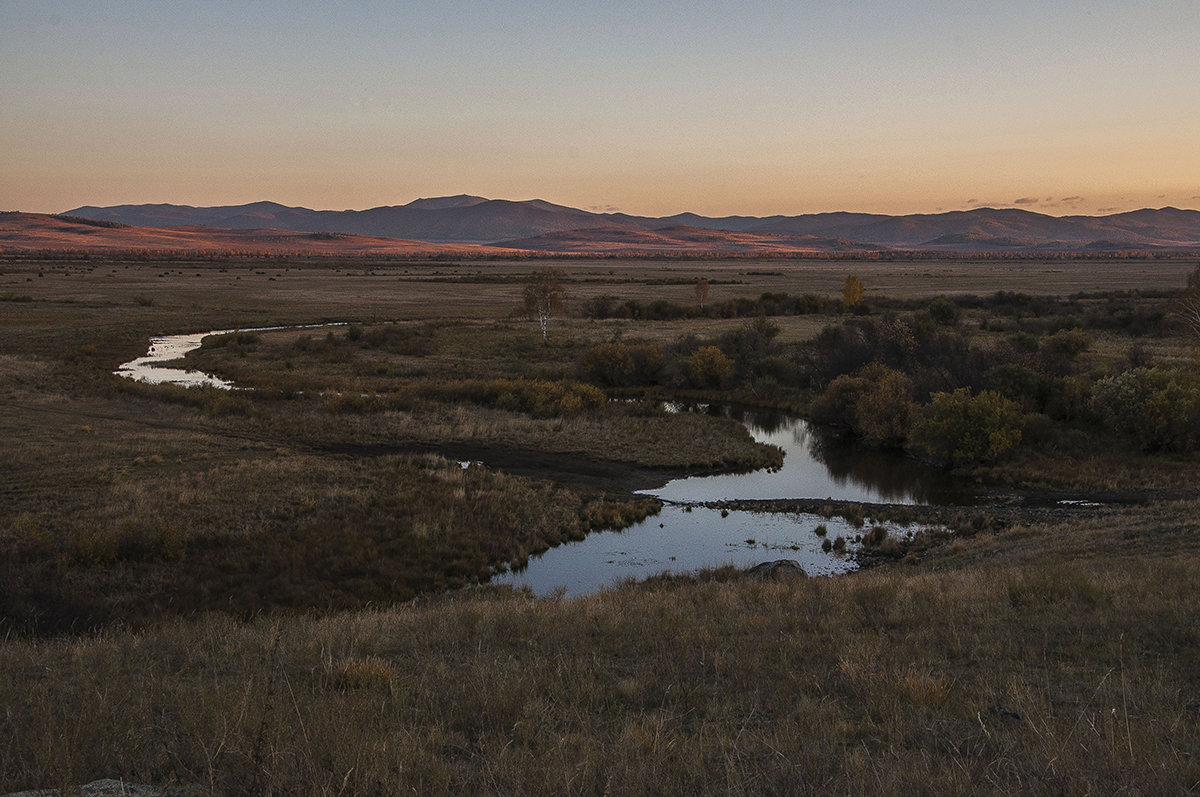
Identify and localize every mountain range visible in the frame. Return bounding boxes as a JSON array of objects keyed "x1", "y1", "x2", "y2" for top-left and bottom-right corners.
[{"x1": 40, "y1": 196, "x2": 1200, "y2": 254}]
